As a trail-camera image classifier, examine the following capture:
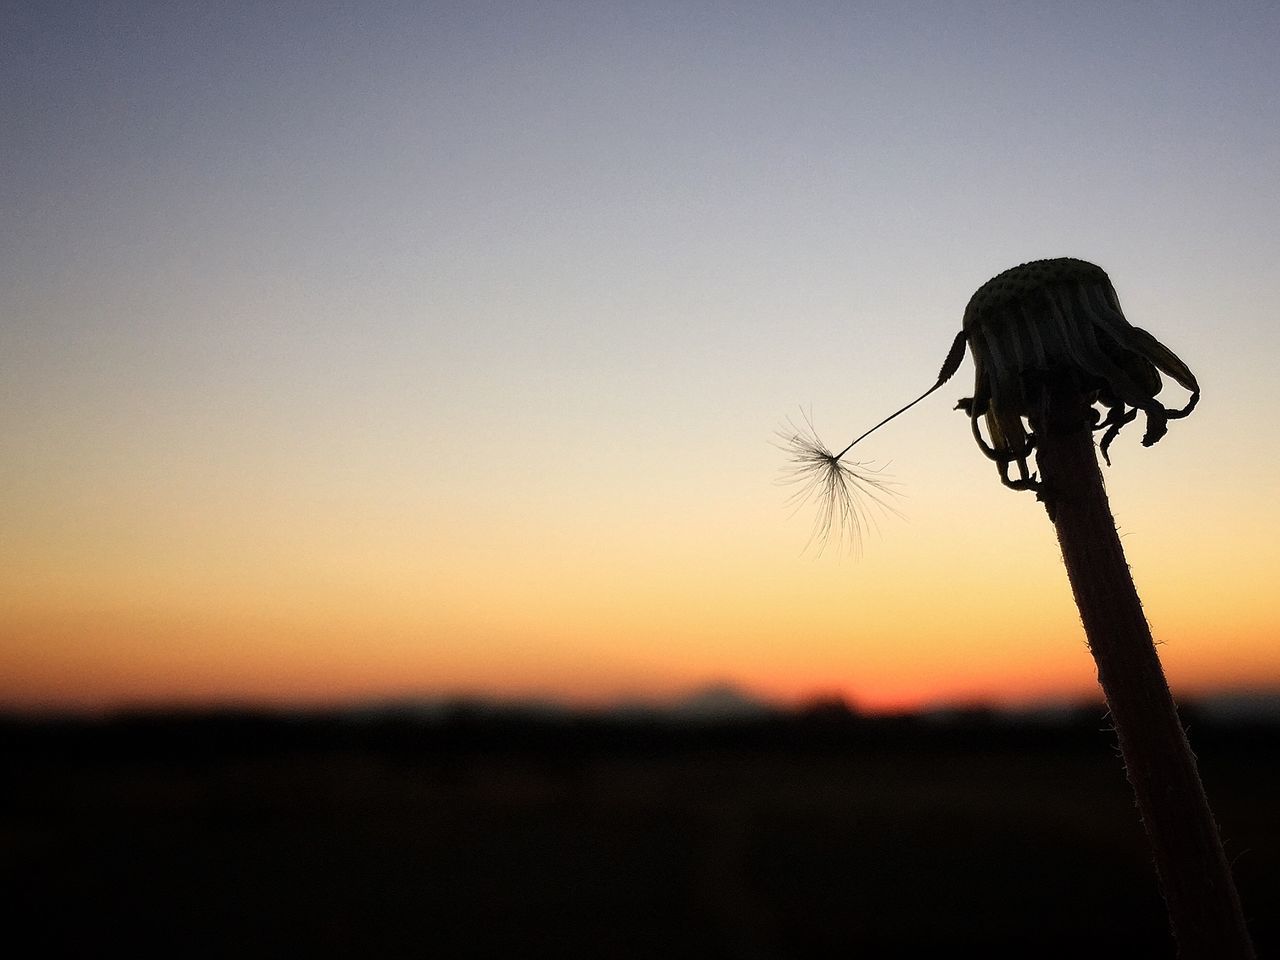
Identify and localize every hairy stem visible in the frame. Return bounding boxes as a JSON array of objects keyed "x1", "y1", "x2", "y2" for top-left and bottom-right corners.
[{"x1": 1036, "y1": 393, "x2": 1254, "y2": 959}]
